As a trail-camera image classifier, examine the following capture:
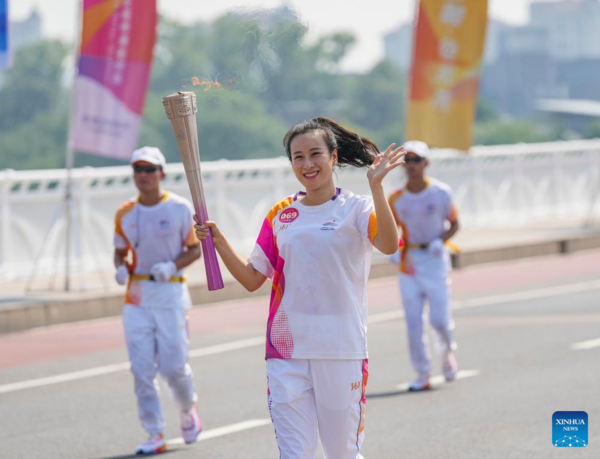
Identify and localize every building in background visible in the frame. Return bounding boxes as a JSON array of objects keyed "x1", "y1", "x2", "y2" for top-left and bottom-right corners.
[
  {"x1": 10, "y1": 8, "x2": 41, "y2": 51},
  {"x1": 530, "y1": 0, "x2": 600, "y2": 61},
  {"x1": 481, "y1": 24, "x2": 565, "y2": 116},
  {"x1": 385, "y1": 0, "x2": 600, "y2": 117},
  {"x1": 383, "y1": 22, "x2": 413, "y2": 71}
]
